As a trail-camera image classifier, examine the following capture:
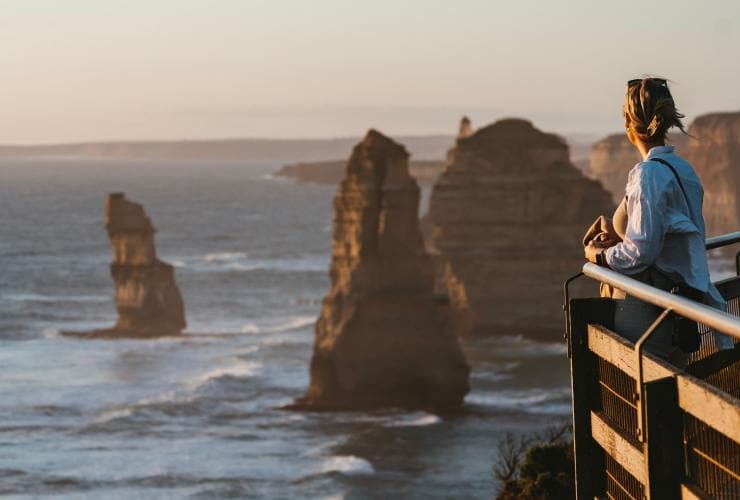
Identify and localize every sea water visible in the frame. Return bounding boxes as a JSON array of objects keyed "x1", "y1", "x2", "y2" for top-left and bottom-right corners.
[{"x1": 0, "y1": 159, "x2": 576, "y2": 499}]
